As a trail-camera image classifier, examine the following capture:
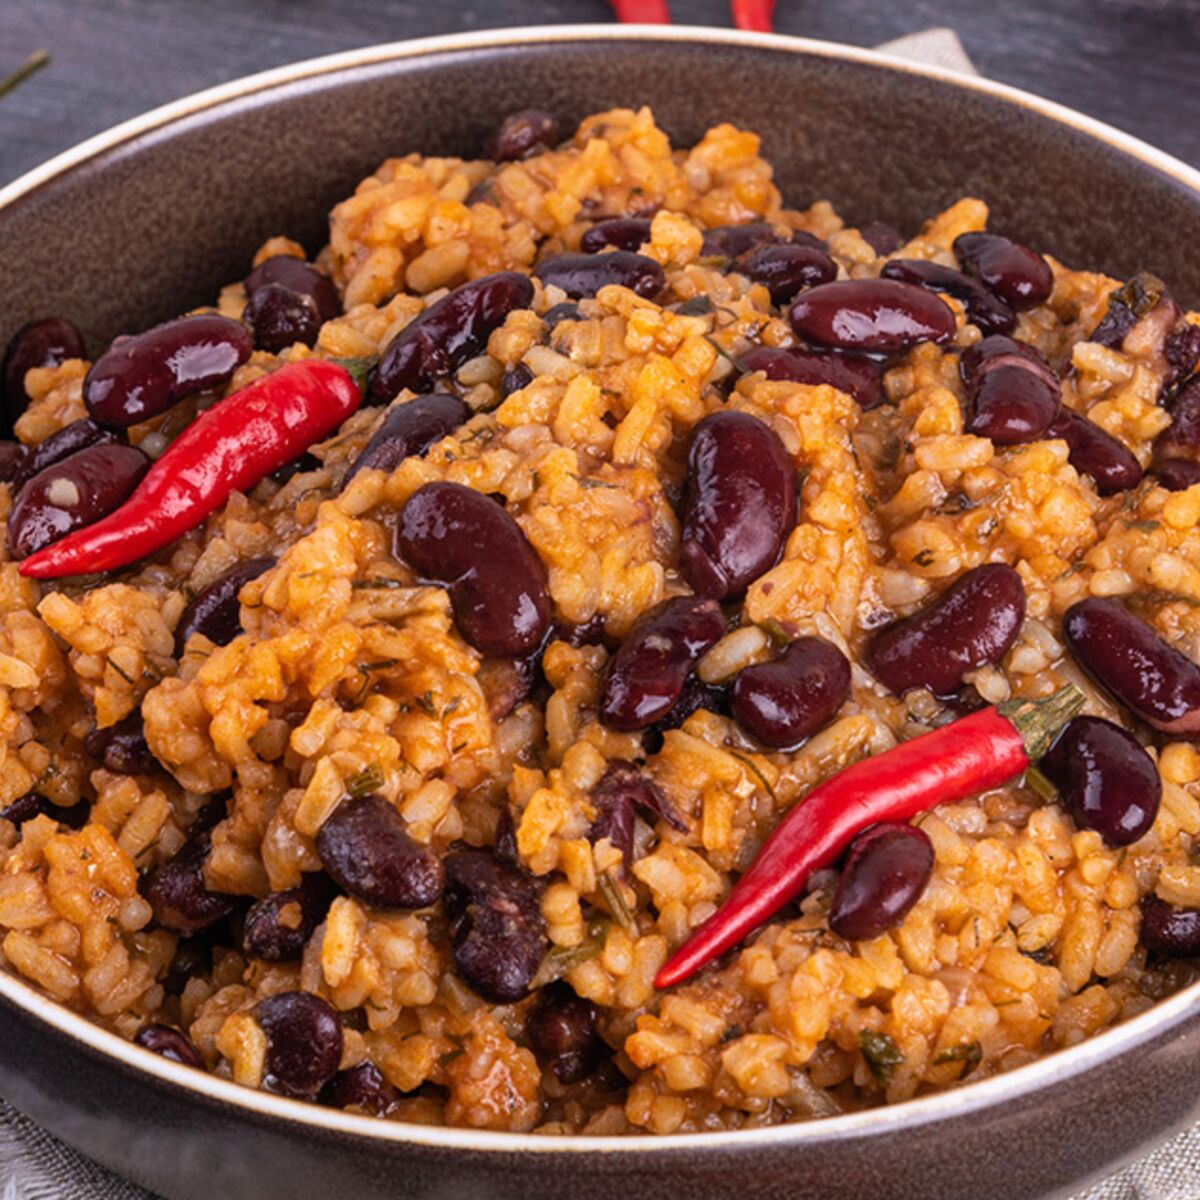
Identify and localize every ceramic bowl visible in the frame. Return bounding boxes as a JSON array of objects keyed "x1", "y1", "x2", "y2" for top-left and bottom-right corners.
[{"x1": 2, "y1": 25, "x2": 1199, "y2": 1200}]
